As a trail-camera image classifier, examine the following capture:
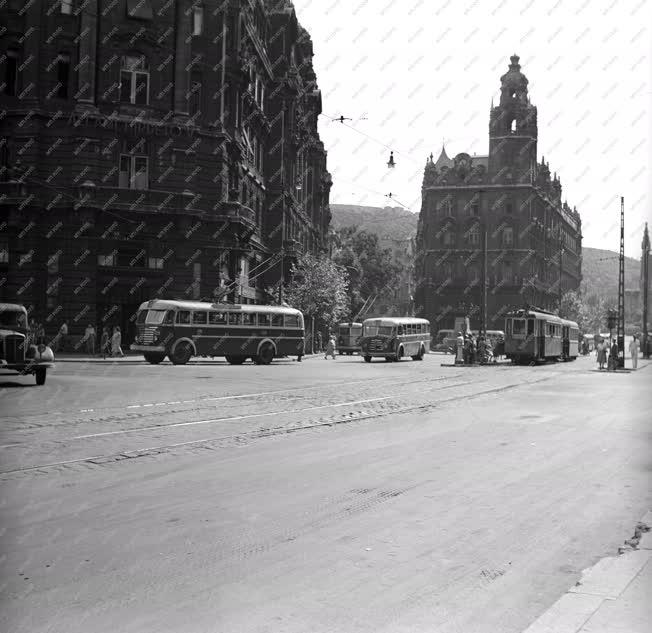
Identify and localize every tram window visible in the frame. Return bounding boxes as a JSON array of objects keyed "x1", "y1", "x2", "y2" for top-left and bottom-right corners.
[
  {"x1": 208, "y1": 311, "x2": 226, "y2": 325},
  {"x1": 176, "y1": 311, "x2": 191, "y2": 324},
  {"x1": 506, "y1": 320, "x2": 512, "y2": 335},
  {"x1": 527, "y1": 319, "x2": 534, "y2": 335},
  {"x1": 271, "y1": 313, "x2": 283, "y2": 326},
  {"x1": 228, "y1": 312, "x2": 242, "y2": 325},
  {"x1": 285, "y1": 314, "x2": 299, "y2": 328},
  {"x1": 192, "y1": 311, "x2": 207, "y2": 324}
]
